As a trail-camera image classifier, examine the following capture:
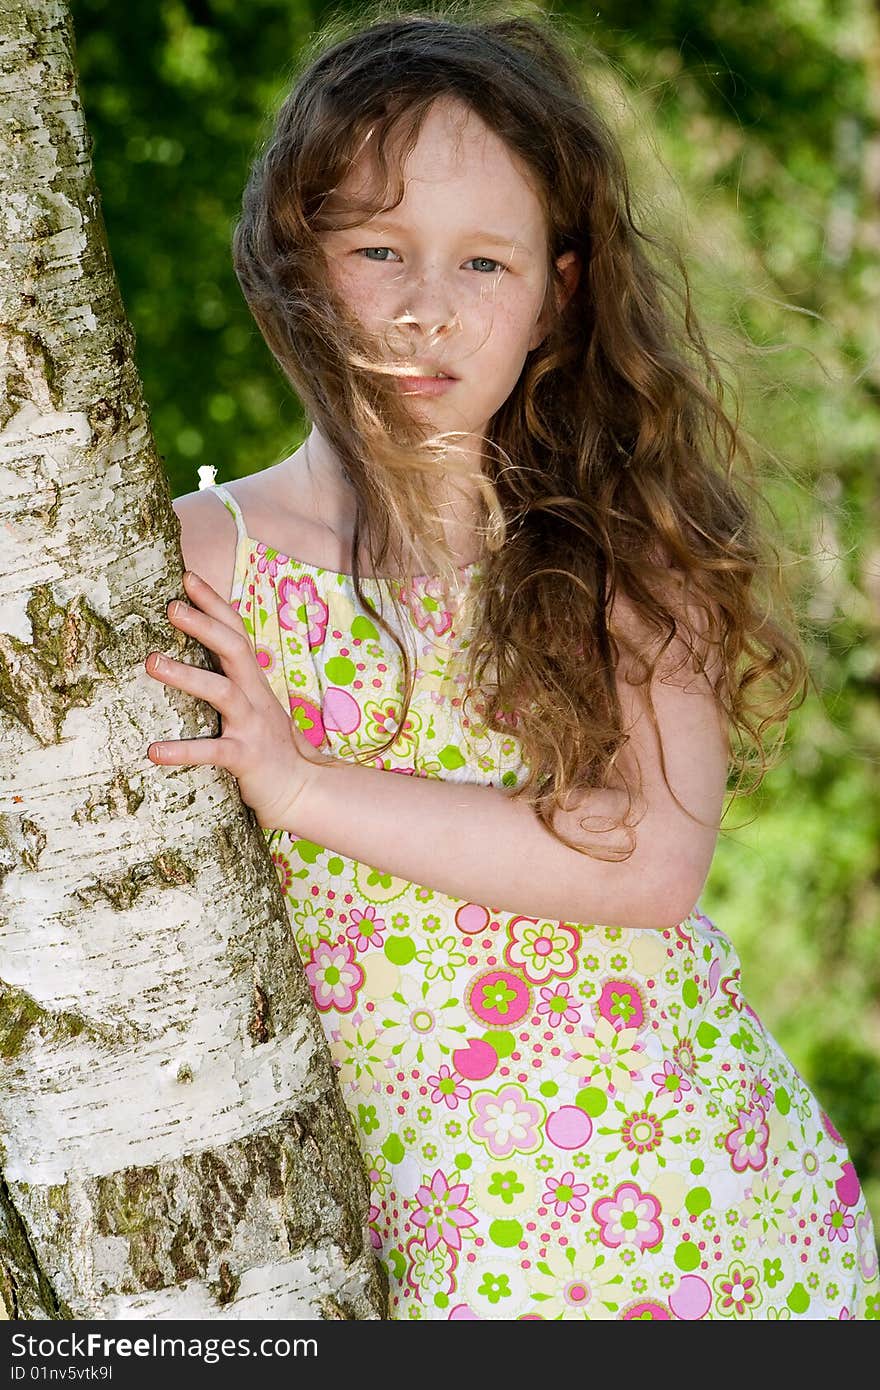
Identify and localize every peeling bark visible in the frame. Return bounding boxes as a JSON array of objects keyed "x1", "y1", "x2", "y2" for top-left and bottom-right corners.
[{"x1": 0, "y1": 0, "x2": 388, "y2": 1319}]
